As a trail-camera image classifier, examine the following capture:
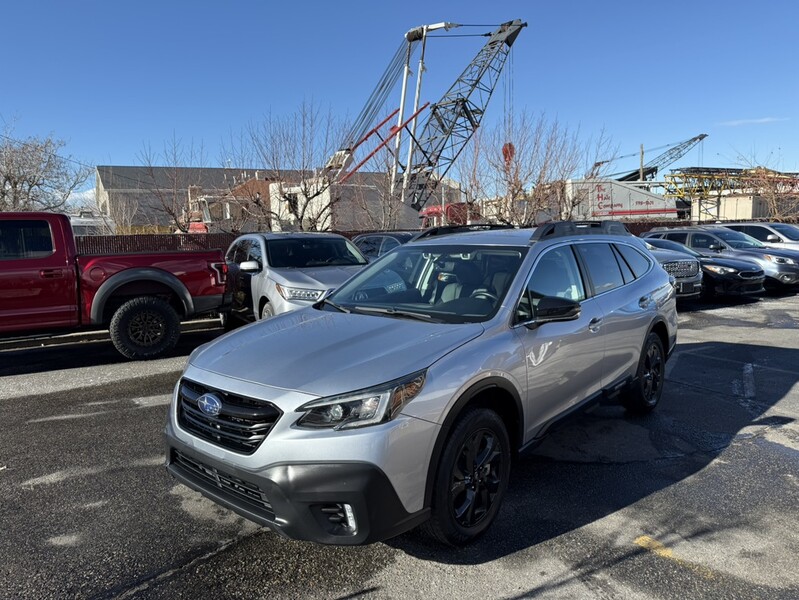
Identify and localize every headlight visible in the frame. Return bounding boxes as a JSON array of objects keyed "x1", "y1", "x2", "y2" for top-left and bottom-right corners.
[
  {"x1": 763, "y1": 254, "x2": 796, "y2": 265},
  {"x1": 276, "y1": 283, "x2": 325, "y2": 301},
  {"x1": 704, "y1": 265, "x2": 737, "y2": 275},
  {"x1": 296, "y1": 371, "x2": 426, "y2": 430}
]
